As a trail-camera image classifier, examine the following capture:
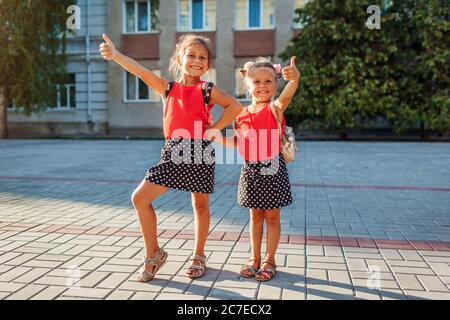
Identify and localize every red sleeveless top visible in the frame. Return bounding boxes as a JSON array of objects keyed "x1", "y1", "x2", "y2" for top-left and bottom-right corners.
[
  {"x1": 163, "y1": 81, "x2": 213, "y2": 139},
  {"x1": 235, "y1": 102, "x2": 285, "y2": 161}
]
